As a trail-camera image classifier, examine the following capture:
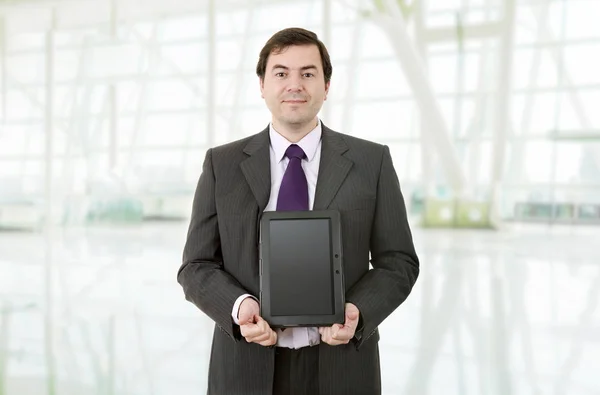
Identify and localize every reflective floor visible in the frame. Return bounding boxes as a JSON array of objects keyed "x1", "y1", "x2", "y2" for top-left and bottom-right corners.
[{"x1": 1, "y1": 221, "x2": 599, "y2": 395}]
